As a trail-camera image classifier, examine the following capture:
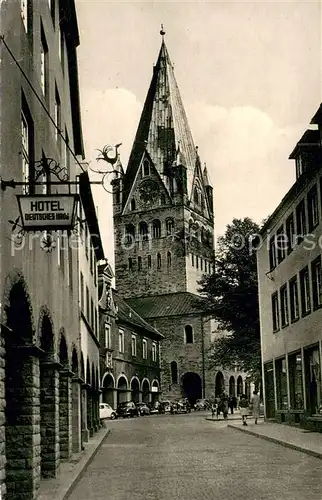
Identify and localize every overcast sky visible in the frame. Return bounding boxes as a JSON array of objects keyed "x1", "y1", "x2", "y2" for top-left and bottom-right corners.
[{"x1": 75, "y1": 0, "x2": 321, "y2": 267}]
